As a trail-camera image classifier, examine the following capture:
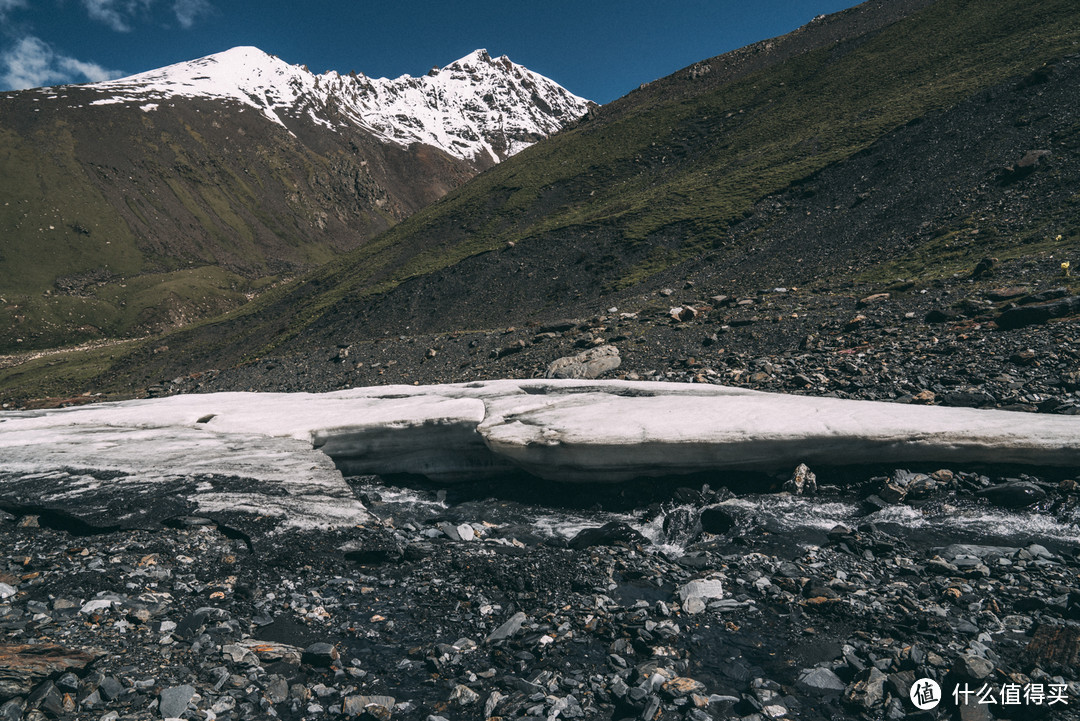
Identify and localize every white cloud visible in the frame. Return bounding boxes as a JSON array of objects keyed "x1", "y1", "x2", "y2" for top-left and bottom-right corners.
[
  {"x1": 0, "y1": 0, "x2": 27, "y2": 19},
  {"x1": 172, "y1": 0, "x2": 212, "y2": 28},
  {"x1": 79, "y1": 0, "x2": 212, "y2": 31},
  {"x1": 0, "y1": 36, "x2": 124, "y2": 90},
  {"x1": 81, "y1": 0, "x2": 140, "y2": 32}
]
